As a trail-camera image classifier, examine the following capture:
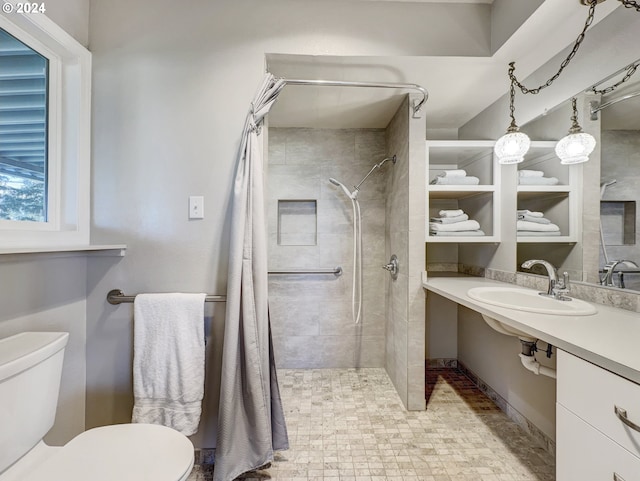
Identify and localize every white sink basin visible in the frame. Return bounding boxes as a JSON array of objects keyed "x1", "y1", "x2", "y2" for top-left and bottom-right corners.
[{"x1": 467, "y1": 286, "x2": 597, "y2": 316}]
